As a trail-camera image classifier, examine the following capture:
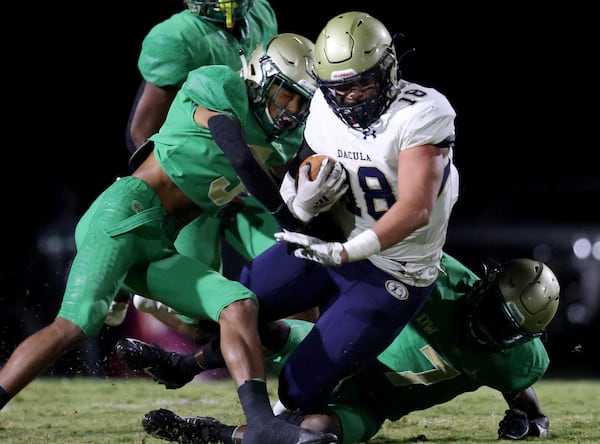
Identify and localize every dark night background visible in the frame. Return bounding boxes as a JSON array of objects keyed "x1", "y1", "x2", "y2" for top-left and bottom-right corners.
[{"x1": 1, "y1": 2, "x2": 597, "y2": 376}]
